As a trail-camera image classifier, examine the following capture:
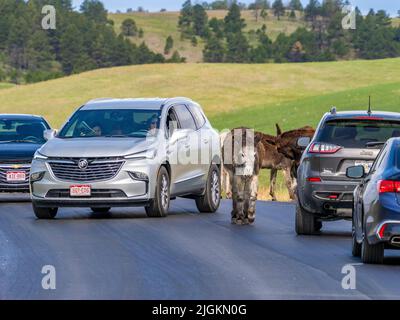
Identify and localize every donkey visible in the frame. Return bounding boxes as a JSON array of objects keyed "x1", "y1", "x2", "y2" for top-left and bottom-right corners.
[
  {"x1": 222, "y1": 128, "x2": 263, "y2": 225},
  {"x1": 221, "y1": 126, "x2": 296, "y2": 201},
  {"x1": 258, "y1": 132, "x2": 296, "y2": 201},
  {"x1": 275, "y1": 126, "x2": 316, "y2": 178}
]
